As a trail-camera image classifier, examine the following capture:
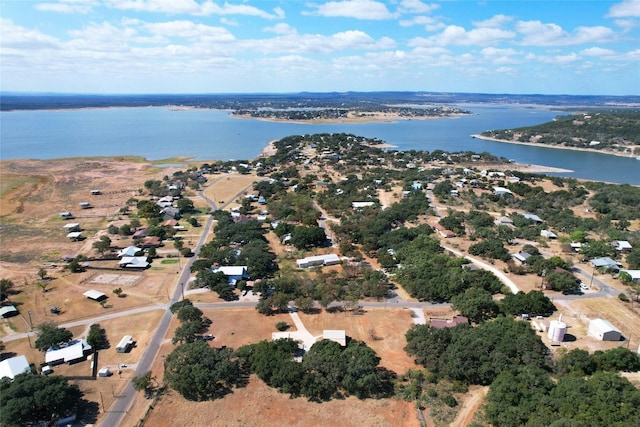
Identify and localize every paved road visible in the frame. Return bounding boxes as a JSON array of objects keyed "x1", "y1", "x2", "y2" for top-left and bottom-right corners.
[{"x1": 99, "y1": 213, "x2": 214, "y2": 426}]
